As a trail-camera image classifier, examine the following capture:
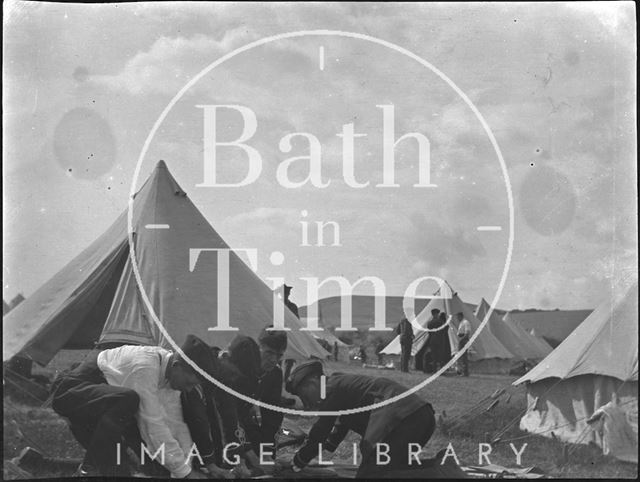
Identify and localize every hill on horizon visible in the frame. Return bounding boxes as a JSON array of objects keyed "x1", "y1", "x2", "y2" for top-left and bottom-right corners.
[
  {"x1": 299, "y1": 294, "x2": 507, "y2": 332},
  {"x1": 300, "y1": 295, "x2": 592, "y2": 345}
]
